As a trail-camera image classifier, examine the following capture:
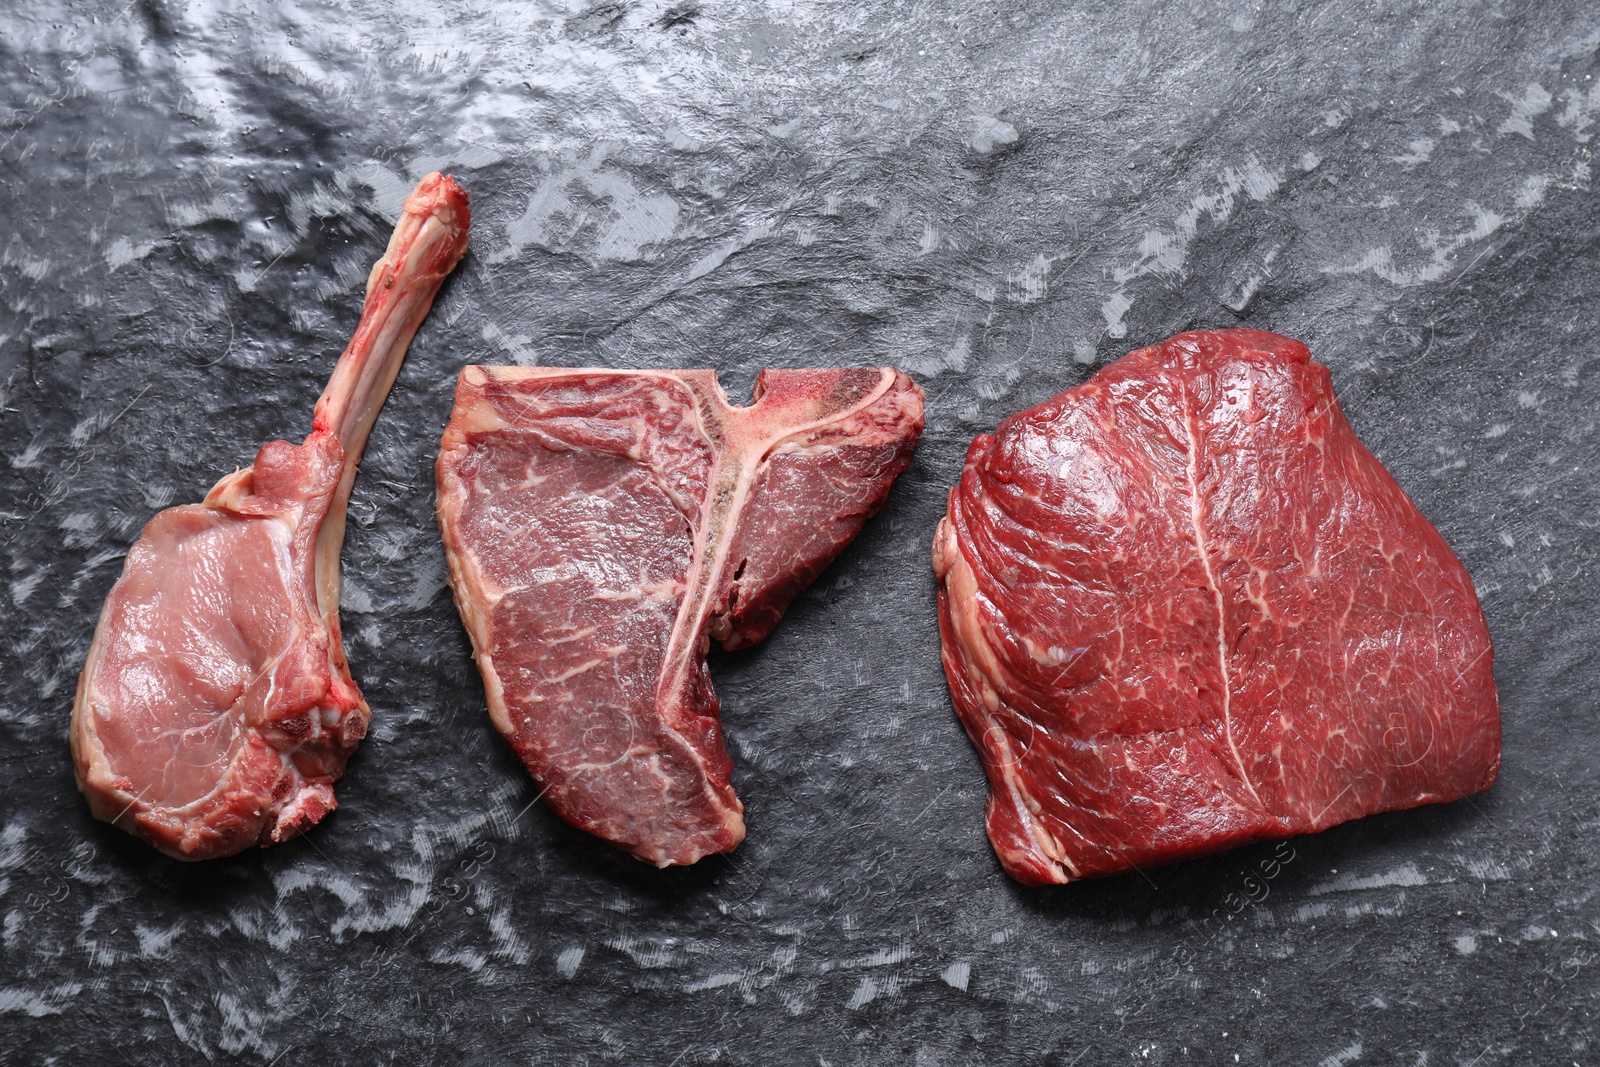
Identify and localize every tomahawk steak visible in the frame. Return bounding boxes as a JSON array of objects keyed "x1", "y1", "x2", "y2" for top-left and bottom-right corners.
[
  {"x1": 437, "y1": 367, "x2": 924, "y2": 866},
  {"x1": 934, "y1": 329, "x2": 1499, "y2": 884},
  {"x1": 71, "y1": 173, "x2": 471, "y2": 860}
]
